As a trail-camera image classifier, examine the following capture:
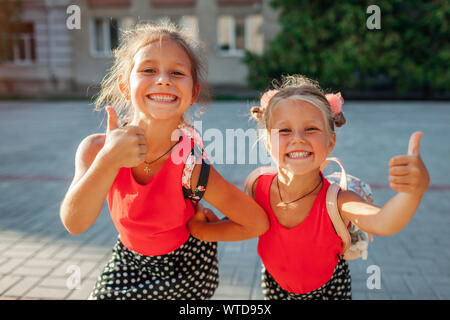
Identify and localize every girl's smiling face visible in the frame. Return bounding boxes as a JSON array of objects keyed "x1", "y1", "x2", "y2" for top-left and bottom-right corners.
[
  {"x1": 126, "y1": 39, "x2": 200, "y2": 121},
  {"x1": 267, "y1": 98, "x2": 336, "y2": 175}
]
